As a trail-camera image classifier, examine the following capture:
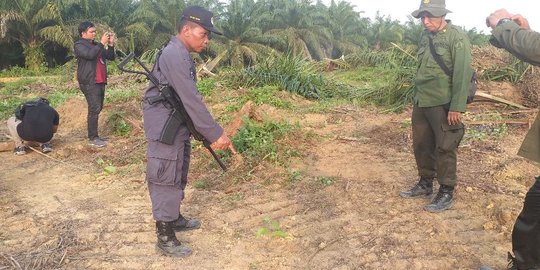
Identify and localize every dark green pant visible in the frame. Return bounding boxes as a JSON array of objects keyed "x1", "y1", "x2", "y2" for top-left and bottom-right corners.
[
  {"x1": 412, "y1": 105, "x2": 465, "y2": 186},
  {"x1": 512, "y1": 177, "x2": 540, "y2": 269}
]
